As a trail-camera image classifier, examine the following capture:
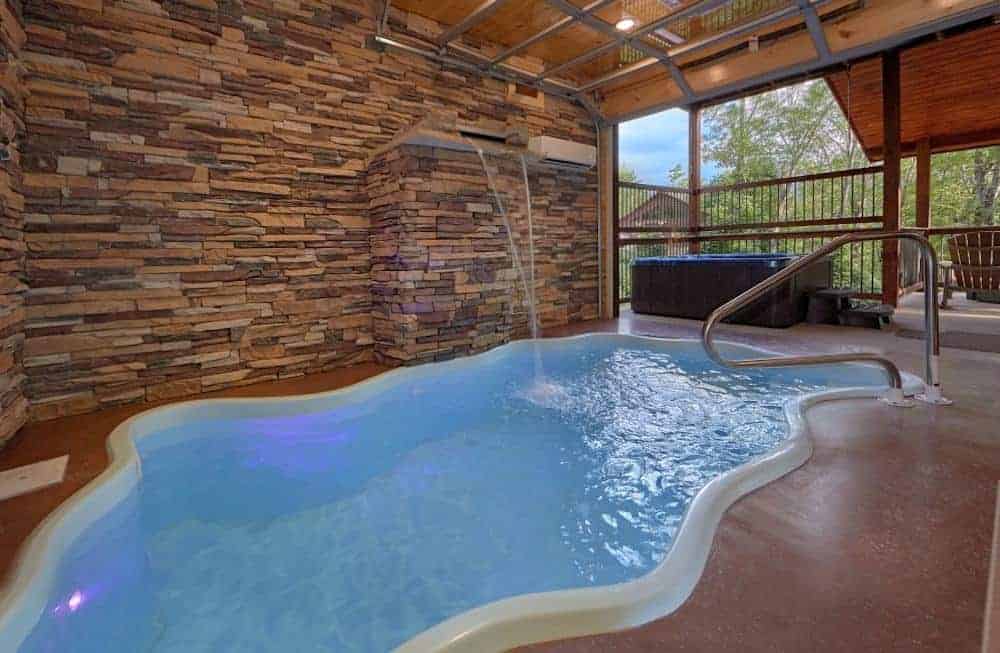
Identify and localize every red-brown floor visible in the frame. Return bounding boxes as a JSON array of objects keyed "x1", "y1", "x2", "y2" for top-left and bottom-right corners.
[
  {"x1": 2, "y1": 314, "x2": 999, "y2": 652},
  {"x1": 528, "y1": 313, "x2": 1000, "y2": 652}
]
